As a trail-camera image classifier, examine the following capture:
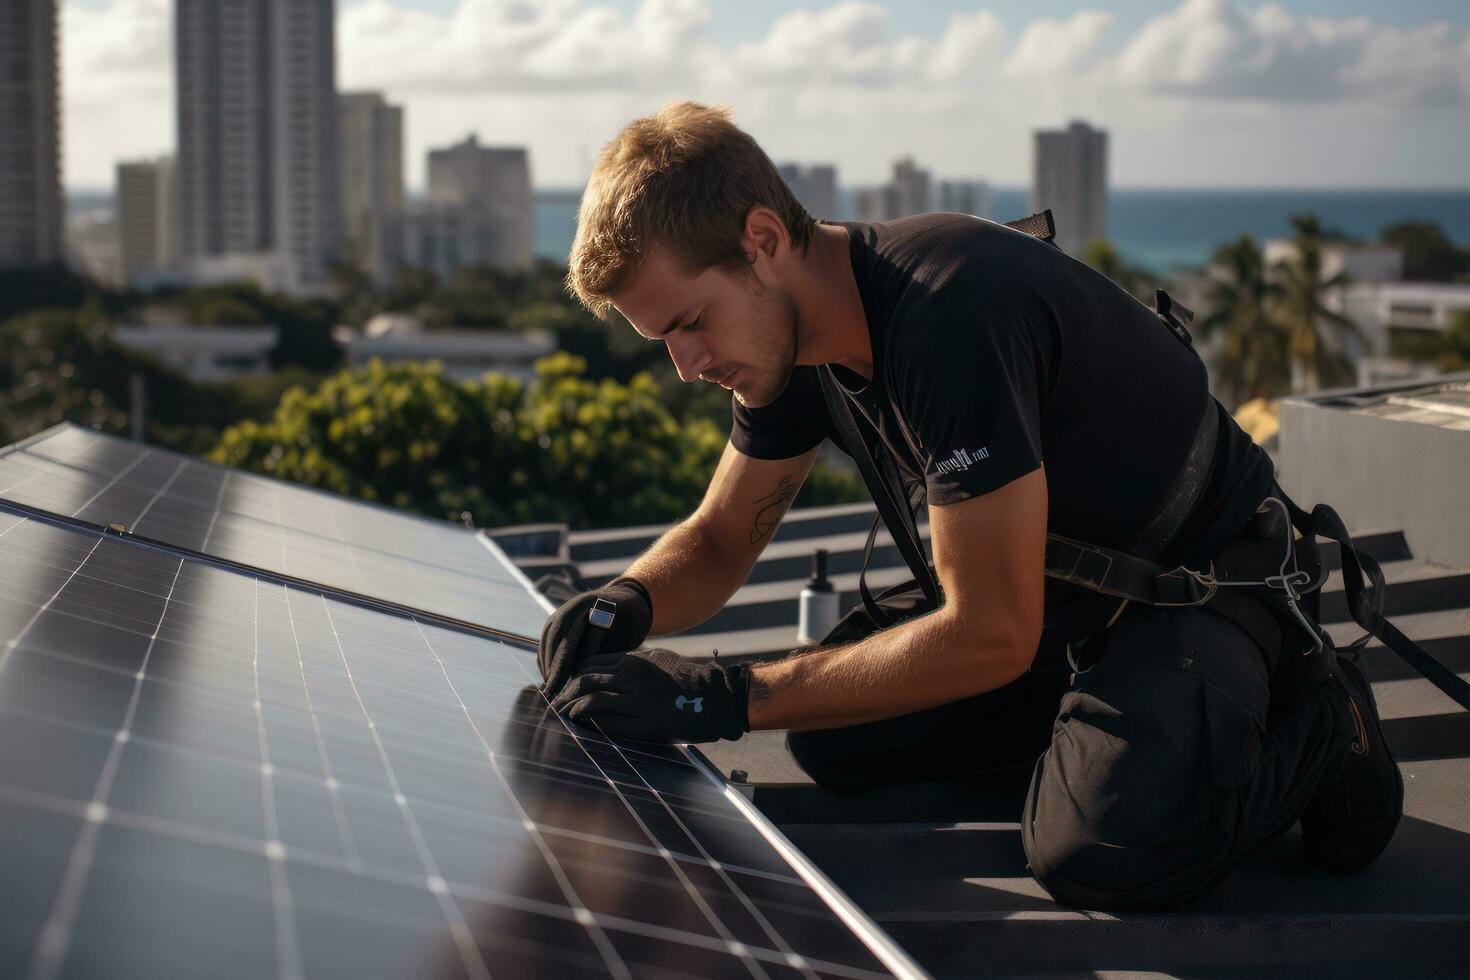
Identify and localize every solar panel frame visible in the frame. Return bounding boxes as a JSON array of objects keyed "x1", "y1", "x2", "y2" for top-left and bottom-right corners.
[{"x1": 0, "y1": 501, "x2": 926, "y2": 979}]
